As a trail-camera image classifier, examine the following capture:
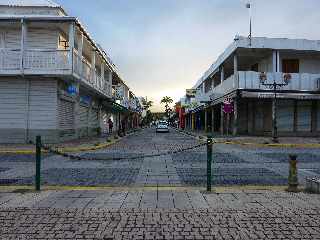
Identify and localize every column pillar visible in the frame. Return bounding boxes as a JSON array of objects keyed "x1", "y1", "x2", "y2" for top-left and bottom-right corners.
[
  {"x1": 233, "y1": 98, "x2": 238, "y2": 136},
  {"x1": 69, "y1": 22, "x2": 75, "y2": 72},
  {"x1": 91, "y1": 50, "x2": 96, "y2": 84},
  {"x1": 211, "y1": 106, "x2": 215, "y2": 133},
  {"x1": 101, "y1": 61, "x2": 105, "y2": 91},
  {"x1": 20, "y1": 19, "x2": 27, "y2": 74},
  {"x1": 272, "y1": 50, "x2": 277, "y2": 72},
  {"x1": 192, "y1": 113, "x2": 195, "y2": 131},
  {"x1": 220, "y1": 65, "x2": 224, "y2": 84},
  {"x1": 233, "y1": 53, "x2": 238, "y2": 88},
  {"x1": 204, "y1": 108, "x2": 208, "y2": 132},
  {"x1": 74, "y1": 82, "x2": 80, "y2": 138},
  {"x1": 77, "y1": 31, "x2": 84, "y2": 76},
  {"x1": 220, "y1": 104, "x2": 224, "y2": 135}
]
